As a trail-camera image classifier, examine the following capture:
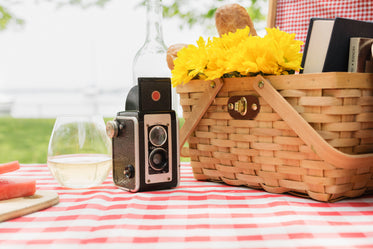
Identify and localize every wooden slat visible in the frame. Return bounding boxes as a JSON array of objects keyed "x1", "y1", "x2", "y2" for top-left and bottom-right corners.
[
  {"x1": 178, "y1": 78, "x2": 224, "y2": 151},
  {"x1": 299, "y1": 96, "x2": 342, "y2": 106},
  {"x1": 176, "y1": 73, "x2": 373, "y2": 94},
  {"x1": 253, "y1": 75, "x2": 373, "y2": 169},
  {"x1": 267, "y1": 0, "x2": 277, "y2": 28},
  {"x1": 322, "y1": 105, "x2": 362, "y2": 115}
]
